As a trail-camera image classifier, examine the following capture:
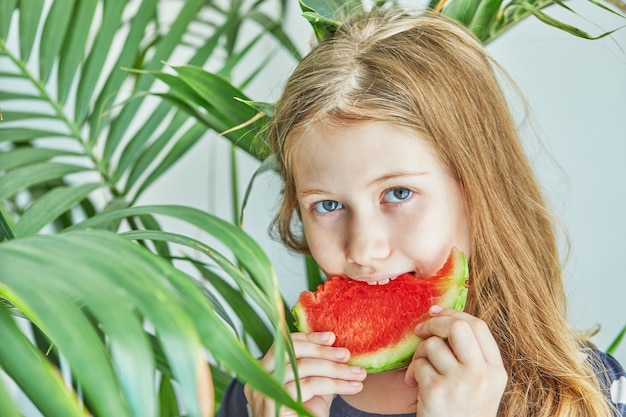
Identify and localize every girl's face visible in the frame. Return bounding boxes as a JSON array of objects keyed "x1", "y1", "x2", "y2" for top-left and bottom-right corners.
[{"x1": 292, "y1": 120, "x2": 471, "y2": 283}]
